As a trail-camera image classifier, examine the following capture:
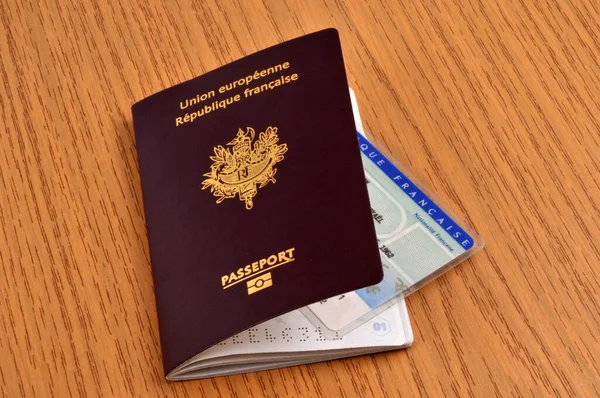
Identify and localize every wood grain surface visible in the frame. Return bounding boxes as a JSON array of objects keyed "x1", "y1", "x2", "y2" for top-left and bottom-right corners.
[{"x1": 1, "y1": 0, "x2": 599, "y2": 396}]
